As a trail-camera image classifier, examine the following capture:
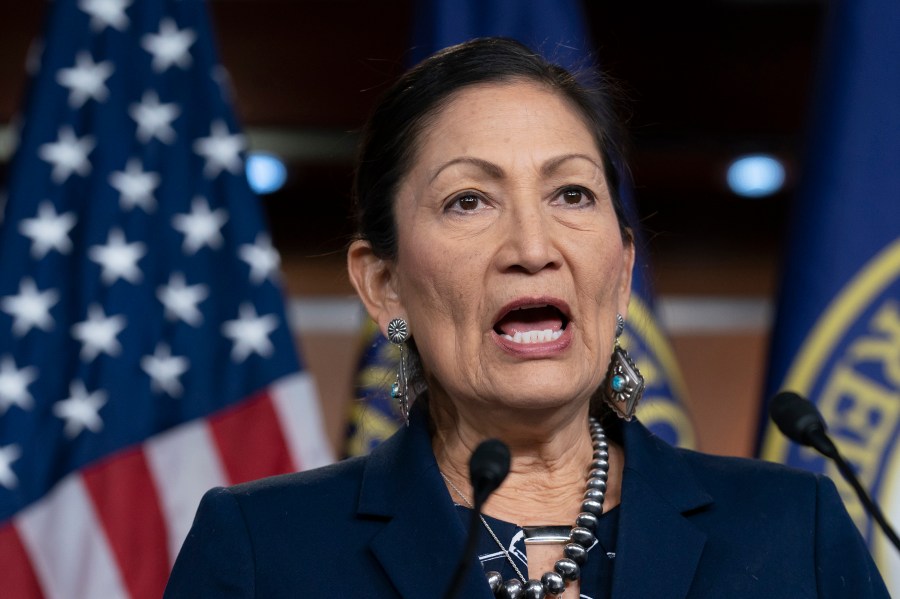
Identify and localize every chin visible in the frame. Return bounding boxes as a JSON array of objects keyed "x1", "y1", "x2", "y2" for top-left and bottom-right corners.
[{"x1": 486, "y1": 371, "x2": 594, "y2": 410}]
